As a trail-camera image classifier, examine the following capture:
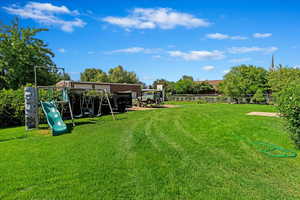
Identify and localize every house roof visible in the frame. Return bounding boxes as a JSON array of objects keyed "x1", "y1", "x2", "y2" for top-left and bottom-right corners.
[
  {"x1": 196, "y1": 80, "x2": 223, "y2": 86},
  {"x1": 56, "y1": 80, "x2": 142, "y2": 87}
]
